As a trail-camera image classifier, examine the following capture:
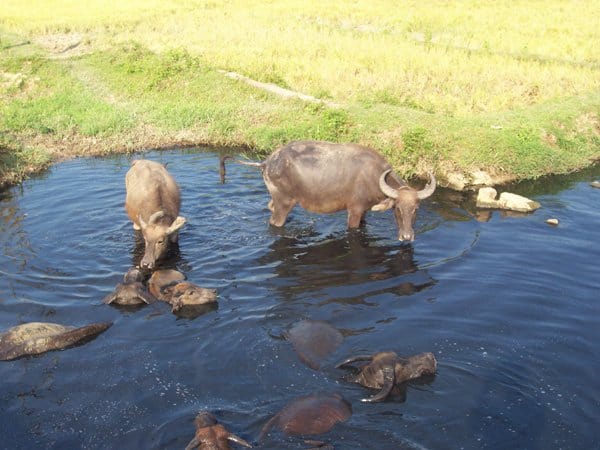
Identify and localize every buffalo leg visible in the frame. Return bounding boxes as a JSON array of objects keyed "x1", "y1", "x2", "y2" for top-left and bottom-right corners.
[
  {"x1": 269, "y1": 196, "x2": 295, "y2": 227},
  {"x1": 347, "y1": 207, "x2": 366, "y2": 228}
]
